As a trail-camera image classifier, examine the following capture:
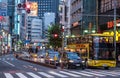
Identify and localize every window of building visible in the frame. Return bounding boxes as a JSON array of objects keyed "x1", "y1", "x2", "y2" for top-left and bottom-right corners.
[{"x1": 100, "y1": 0, "x2": 113, "y2": 13}]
